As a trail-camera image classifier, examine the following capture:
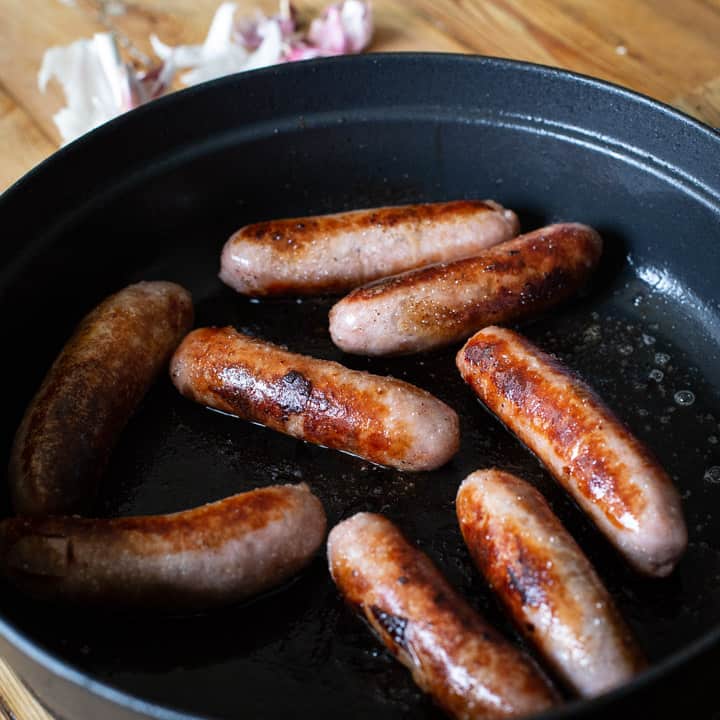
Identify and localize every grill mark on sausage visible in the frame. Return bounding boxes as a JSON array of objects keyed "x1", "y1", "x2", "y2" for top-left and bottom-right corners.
[
  {"x1": 456, "y1": 471, "x2": 647, "y2": 694},
  {"x1": 3, "y1": 487, "x2": 294, "y2": 558},
  {"x1": 461, "y1": 332, "x2": 648, "y2": 527},
  {"x1": 175, "y1": 328, "x2": 419, "y2": 465},
  {"x1": 505, "y1": 546, "x2": 551, "y2": 609},
  {"x1": 235, "y1": 200, "x2": 499, "y2": 254},
  {"x1": 458, "y1": 490, "x2": 567, "y2": 617},
  {"x1": 396, "y1": 267, "x2": 578, "y2": 342},
  {"x1": 0, "y1": 484, "x2": 327, "y2": 611},
  {"x1": 328, "y1": 514, "x2": 558, "y2": 717},
  {"x1": 344, "y1": 223, "x2": 600, "y2": 305},
  {"x1": 301, "y1": 384, "x2": 405, "y2": 459}
]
